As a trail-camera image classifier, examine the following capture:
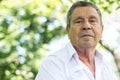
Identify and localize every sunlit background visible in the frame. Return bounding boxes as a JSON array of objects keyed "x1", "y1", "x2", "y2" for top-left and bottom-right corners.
[{"x1": 0, "y1": 0, "x2": 120, "y2": 80}]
